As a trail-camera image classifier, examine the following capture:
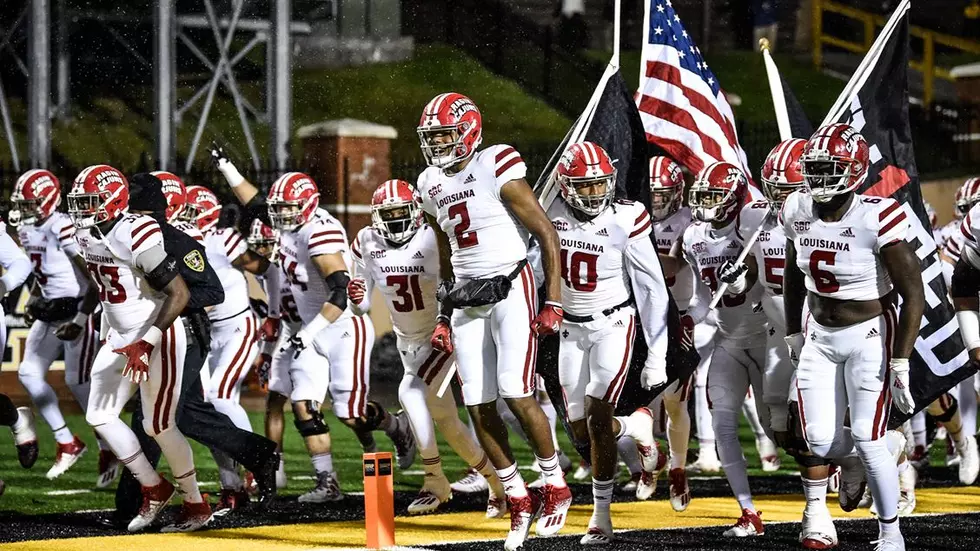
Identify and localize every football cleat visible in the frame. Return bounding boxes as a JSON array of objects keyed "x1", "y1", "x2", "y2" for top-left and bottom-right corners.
[
  {"x1": 827, "y1": 465, "x2": 840, "y2": 494},
  {"x1": 252, "y1": 451, "x2": 281, "y2": 508},
  {"x1": 799, "y1": 509, "x2": 838, "y2": 549},
  {"x1": 626, "y1": 408, "x2": 665, "y2": 500},
  {"x1": 213, "y1": 488, "x2": 250, "y2": 517},
  {"x1": 871, "y1": 531, "x2": 907, "y2": 551},
  {"x1": 96, "y1": 450, "x2": 122, "y2": 489},
  {"x1": 621, "y1": 472, "x2": 641, "y2": 493},
  {"x1": 907, "y1": 445, "x2": 929, "y2": 470},
  {"x1": 636, "y1": 442, "x2": 667, "y2": 501},
  {"x1": 127, "y1": 477, "x2": 177, "y2": 532},
  {"x1": 668, "y1": 468, "x2": 691, "y2": 512},
  {"x1": 46, "y1": 437, "x2": 86, "y2": 480},
  {"x1": 298, "y1": 472, "x2": 343, "y2": 503},
  {"x1": 486, "y1": 484, "x2": 507, "y2": 519},
  {"x1": 276, "y1": 459, "x2": 288, "y2": 489},
  {"x1": 956, "y1": 434, "x2": 979, "y2": 485},
  {"x1": 450, "y1": 468, "x2": 489, "y2": 494},
  {"x1": 407, "y1": 474, "x2": 452, "y2": 515},
  {"x1": 535, "y1": 483, "x2": 572, "y2": 536},
  {"x1": 572, "y1": 460, "x2": 592, "y2": 481},
  {"x1": 580, "y1": 510, "x2": 614, "y2": 545},
  {"x1": 897, "y1": 465, "x2": 917, "y2": 516},
  {"x1": 161, "y1": 500, "x2": 213, "y2": 533},
  {"x1": 837, "y1": 456, "x2": 866, "y2": 512},
  {"x1": 11, "y1": 407, "x2": 38, "y2": 469},
  {"x1": 391, "y1": 411, "x2": 417, "y2": 471},
  {"x1": 722, "y1": 508, "x2": 765, "y2": 537},
  {"x1": 858, "y1": 485, "x2": 874, "y2": 509},
  {"x1": 686, "y1": 453, "x2": 722, "y2": 474},
  {"x1": 504, "y1": 490, "x2": 542, "y2": 551}
]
